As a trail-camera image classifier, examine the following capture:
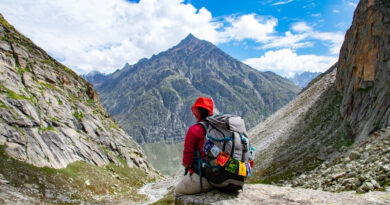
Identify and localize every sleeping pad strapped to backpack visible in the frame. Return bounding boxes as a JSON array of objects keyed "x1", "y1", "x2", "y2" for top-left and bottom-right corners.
[{"x1": 196, "y1": 114, "x2": 255, "y2": 192}]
